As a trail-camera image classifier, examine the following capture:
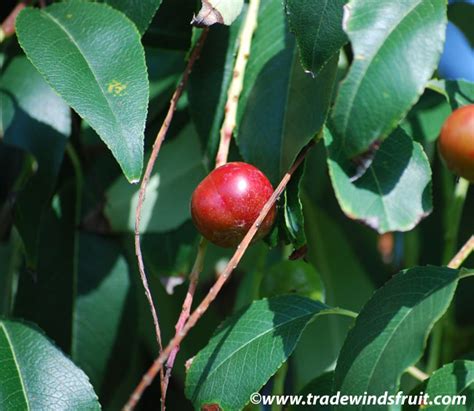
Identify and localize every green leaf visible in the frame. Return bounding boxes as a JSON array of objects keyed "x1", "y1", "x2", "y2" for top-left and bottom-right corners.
[
  {"x1": 237, "y1": 0, "x2": 339, "y2": 184},
  {"x1": 192, "y1": 0, "x2": 244, "y2": 26},
  {"x1": 102, "y1": 0, "x2": 162, "y2": 34},
  {"x1": 331, "y1": 0, "x2": 447, "y2": 157},
  {"x1": 334, "y1": 266, "x2": 460, "y2": 408},
  {"x1": 325, "y1": 127, "x2": 432, "y2": 233},
  {"x1": 283, "y1": 162, "x2": 307, "y2": 248},
  {"x1": 402, "y1": 91, "x2": 451, "y2": 144},
  {"x1": 72, "y1": 233, "x2": 133, "y2": 392},
  {"x1": 0, "y1": 319, "x2": 100, "y2": 410},
  {"x1": 104, "y1": 124, "x2": 206, "y2": 233},
  {"x1": 423, "y1": 360, "x2": 474, "y2": 410},
  {"x1": 293, "y1": 201, "x2": 373, "y2": 387},
  {"x1": 188, "y1": 19, "x2": 242, "y2": 162},
  {"x1": 285, "y1": 0, "x2": 347, "y2": 76},
  {"x1": 185, "y1": 295, "x2": 350, "y2": 410},
  {"x1": 260, "y1": 260, "x2": 324, "y2": 301},
  {"x1": 0, "y1": 55, "x2": 70, "y2": 267},
  {"x1": 14, "y1": 184, "x2": 78, "y2": 351},
  {"x1": 16, "y1": 2, "x2": 149, "y2": 182}
]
